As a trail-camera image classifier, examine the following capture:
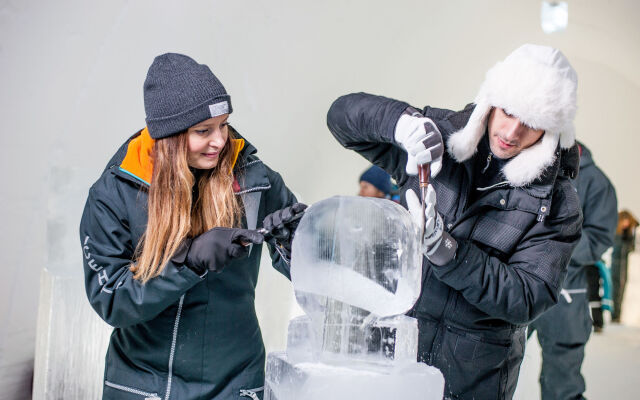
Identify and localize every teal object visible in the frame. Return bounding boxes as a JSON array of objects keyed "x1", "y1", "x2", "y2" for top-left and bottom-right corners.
[{"x1": 596, "y1": 260, "x2": 614, "y2": 312}]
